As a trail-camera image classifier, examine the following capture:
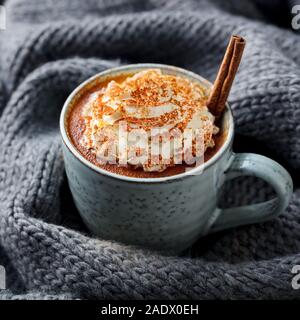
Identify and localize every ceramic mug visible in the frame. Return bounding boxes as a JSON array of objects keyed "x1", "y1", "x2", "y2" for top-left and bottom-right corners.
[{"x1": 60, "y1": 64, "x2": 293, "y2": 254}]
